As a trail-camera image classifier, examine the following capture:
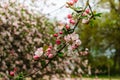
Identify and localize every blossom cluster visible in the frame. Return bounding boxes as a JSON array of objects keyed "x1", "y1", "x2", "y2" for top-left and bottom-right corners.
[{"x1": 64, "y1": 33, "x2": 81, "y2": 50}]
